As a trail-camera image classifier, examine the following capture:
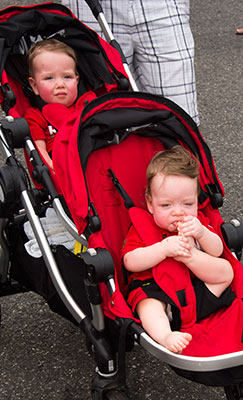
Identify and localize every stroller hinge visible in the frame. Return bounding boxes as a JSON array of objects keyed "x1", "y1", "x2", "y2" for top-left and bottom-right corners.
[
  {"x1": 82, "y1": 248, "x2": 114, "y2": 283},
  {"x1": 205, "y1": 183, "x2": 223, "y2": 209},
  {"x1": 87, "y1": 202, "x2": 101, "y2": 235},
  {"x1": 1, "y1": 84, "x2": 16, "y2": 115}
]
